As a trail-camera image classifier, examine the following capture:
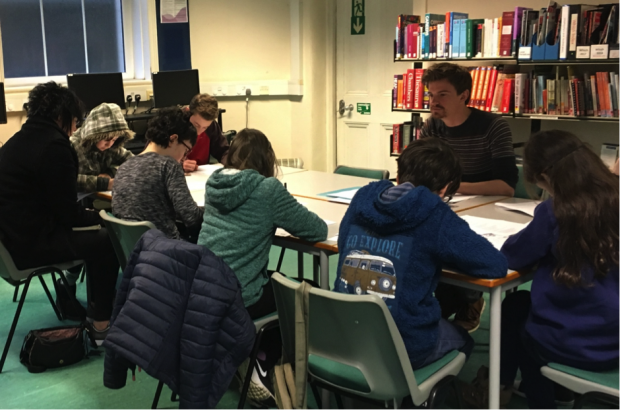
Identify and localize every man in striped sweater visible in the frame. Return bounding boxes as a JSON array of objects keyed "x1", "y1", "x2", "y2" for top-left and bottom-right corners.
[{"x1": 419, "y1": 63, "x2": 518, "y2": 333}]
